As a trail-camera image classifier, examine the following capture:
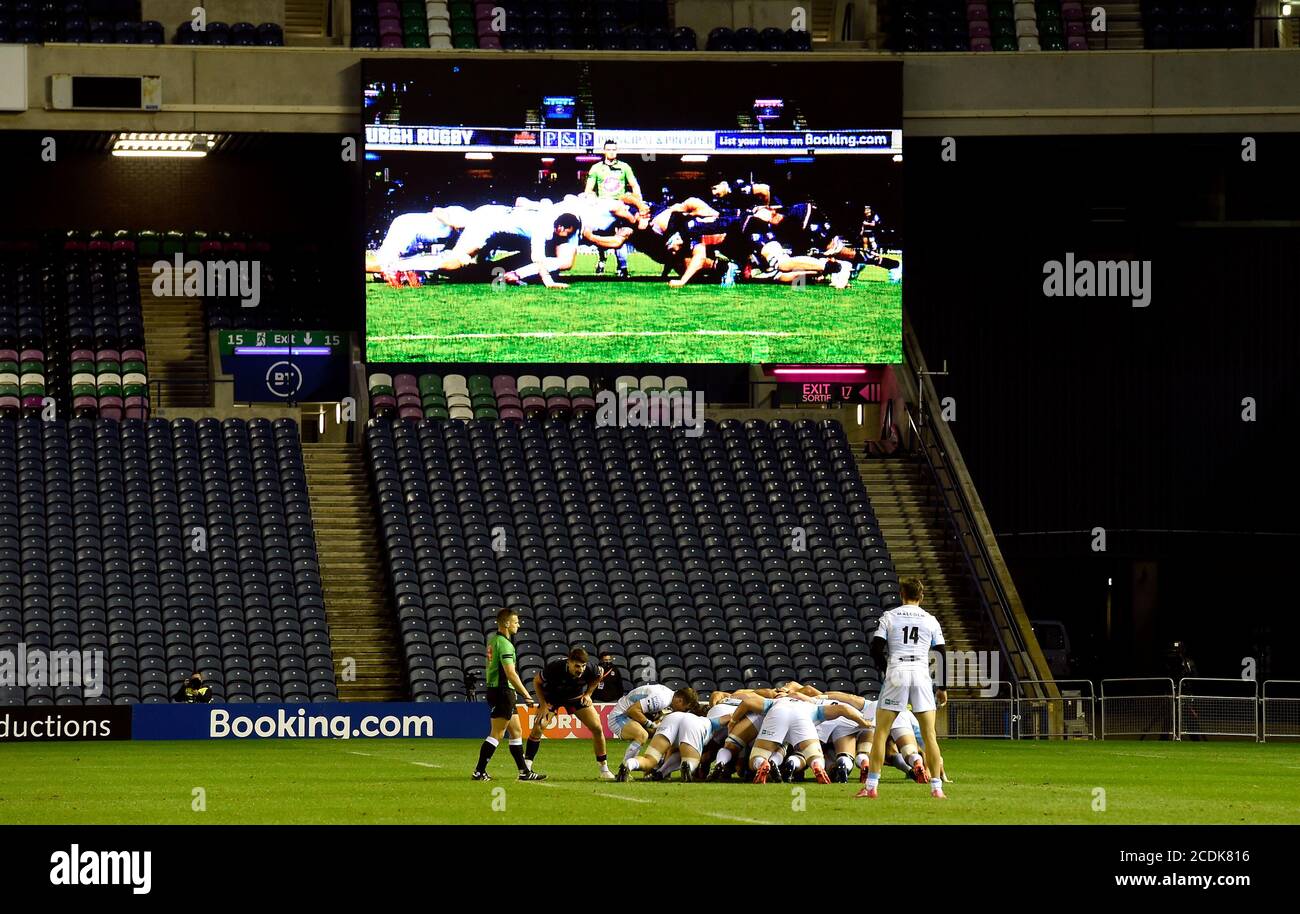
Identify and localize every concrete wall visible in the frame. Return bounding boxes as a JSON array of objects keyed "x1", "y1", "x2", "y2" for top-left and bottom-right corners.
[{"x1": 7, "y1": 47, "x2": 1300, "y2": 136}]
